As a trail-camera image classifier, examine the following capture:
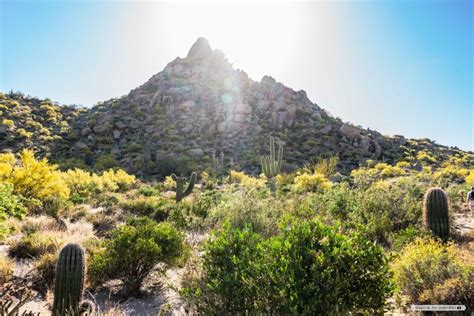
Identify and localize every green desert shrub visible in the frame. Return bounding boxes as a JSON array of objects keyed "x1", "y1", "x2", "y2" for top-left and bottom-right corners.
[
  {"x1": 389, "y1": 226, "x2": 432, "y2": 252},
  {"x1": 0, "y1": 183, "x2": 26, "y2": 239},
  {"x1": 391, "y1": 237, "x2": 473, "y2": 309},
  {"x1": 310, "y1": 182, "x2": 359, "y2": 221},
  {"x1": 206, "y1": 191, "x2": 284, "y2": 237},
  {"x1": 94, "y1": 154, "x2": 119, "y2": 171},
  {"x1": 88, "y1": 217, "x2": 185, "y2": 296},
  {"x1": 186, "y1": 219, "x2": 393, "y2": 314},
  {"x1": 137, "y1": 185, "x2": 160, "y2": 197},
  {"x1": 119, "y1": 196, "x2": 161, "y2": 216},
  {"x1": 191, "y1": 190, "x2": 222, "y2": 218},
  {"x1": 348, "y1": 177, "x2": 426, "y2": 245}
]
